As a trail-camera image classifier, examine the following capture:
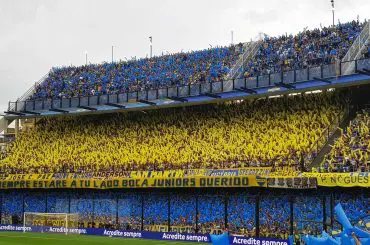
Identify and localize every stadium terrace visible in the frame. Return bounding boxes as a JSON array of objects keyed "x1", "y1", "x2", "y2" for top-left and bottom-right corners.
[{"x1": 0, "y1": 16, "x2": 369, "y2": 245}]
